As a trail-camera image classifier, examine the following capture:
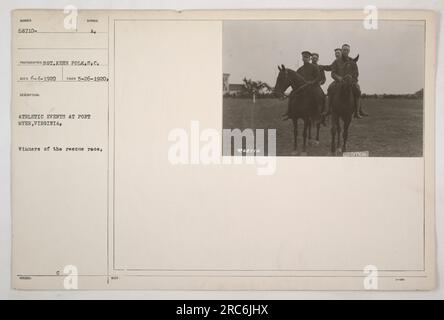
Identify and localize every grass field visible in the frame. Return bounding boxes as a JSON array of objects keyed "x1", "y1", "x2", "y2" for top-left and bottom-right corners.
[{"x1": 223, "y1": 97, "x2": 423, "y2": 157}]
